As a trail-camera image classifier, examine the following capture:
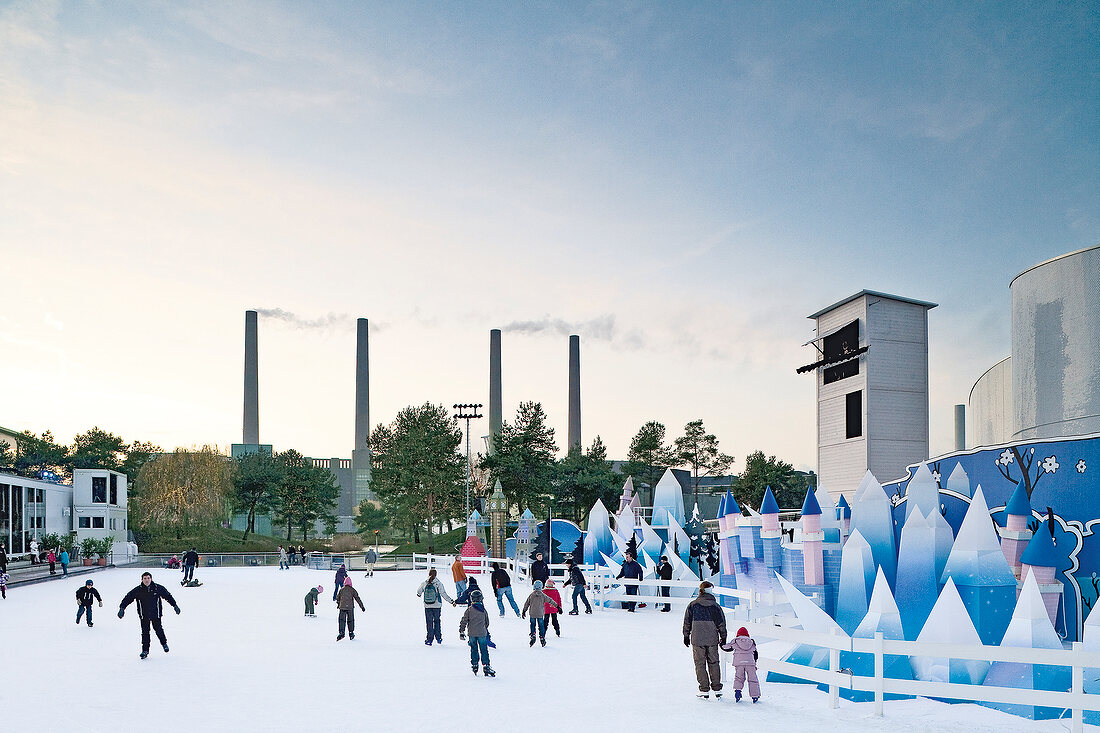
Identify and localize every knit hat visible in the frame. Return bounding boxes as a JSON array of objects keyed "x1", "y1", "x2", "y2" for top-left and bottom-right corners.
[
  {"x1": 342, "y1": 577, "x2": 352, "y2": 587},
  {"x1": 533, "y1": 580, "x2": 544, "y2": 590},
  {"x1": 700, "y1": 581, "x2": 713, "y2": 591},
  {"x1": 316, "y1": 585, "x2": 323, "y2": 593},
  {"x1": 737, "y1": 627, "x2": 749, "y2": 637},
  {"x1": 470, "y1": 589, "x2": 483, "y2": 602},
  {"x1": 85, "y1": 579, "x2": 94, "y2": 585},
  {"x1": 545, "y1": 579, "x2": 555, "y2": 588}
]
